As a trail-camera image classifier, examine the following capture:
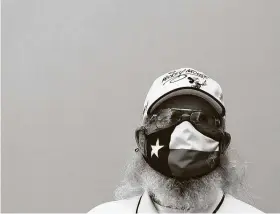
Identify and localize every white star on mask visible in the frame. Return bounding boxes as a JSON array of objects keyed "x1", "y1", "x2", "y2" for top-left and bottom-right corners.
[{"x1": 151, "y1": 139, "x2": 164, "y2": 158}]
